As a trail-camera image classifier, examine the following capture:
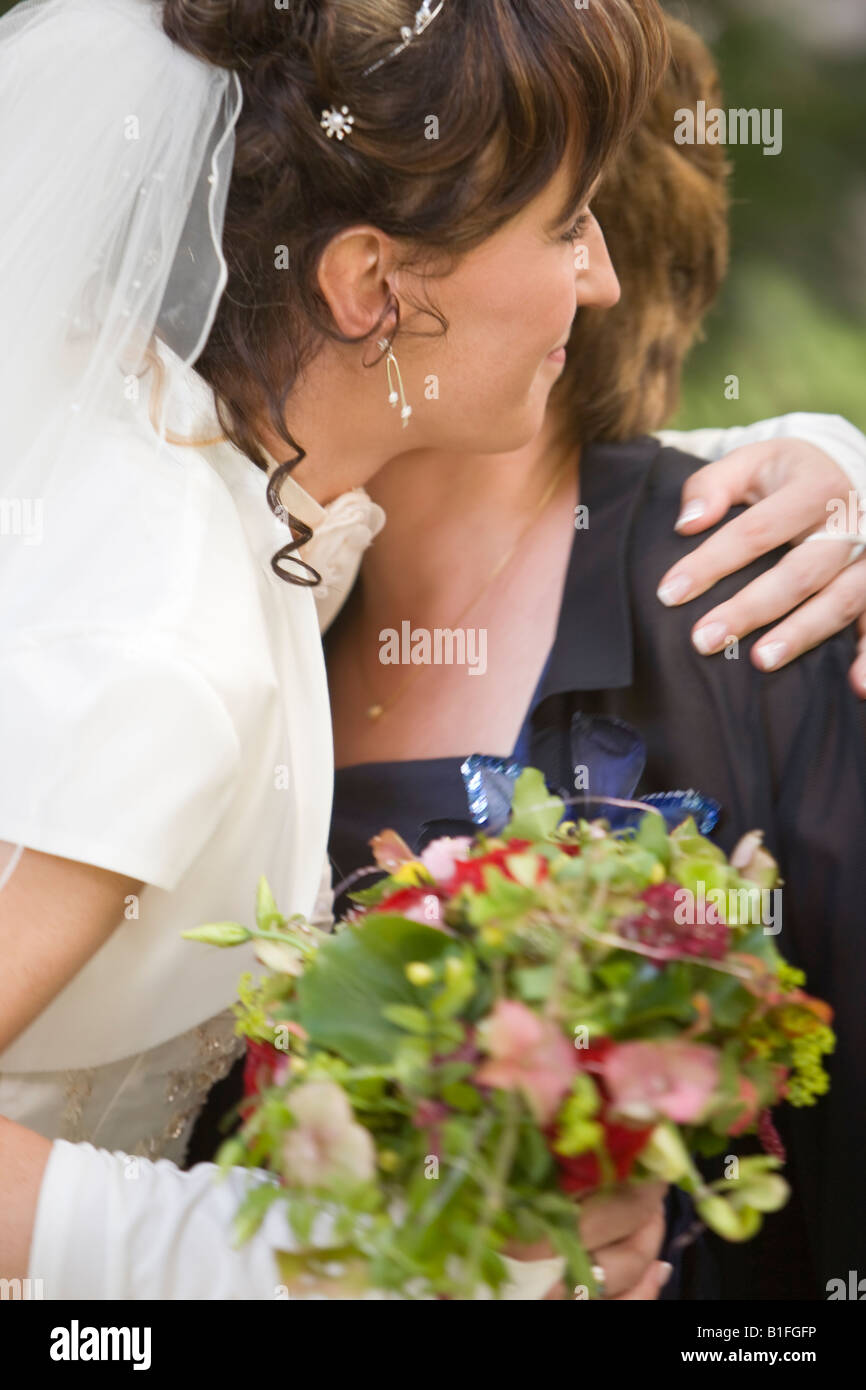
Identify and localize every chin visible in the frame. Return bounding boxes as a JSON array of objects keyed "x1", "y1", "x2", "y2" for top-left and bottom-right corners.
[{"x1": 478, "y1": 397, "x2": 549, "y2": 454}]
